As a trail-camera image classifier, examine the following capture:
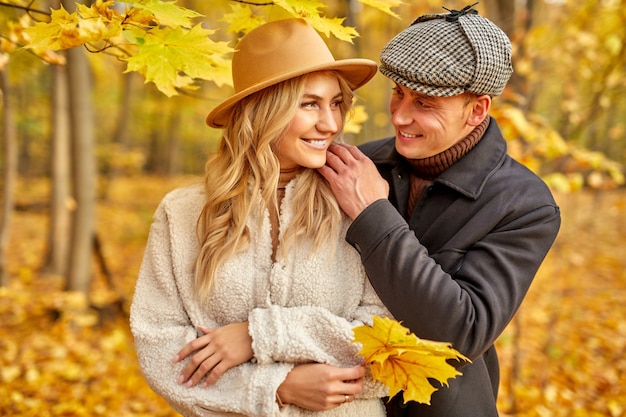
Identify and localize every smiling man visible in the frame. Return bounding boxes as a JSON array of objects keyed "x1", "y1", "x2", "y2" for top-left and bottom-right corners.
[{"x1": 319, "y1": 5, "x2": 561, "y2": 417}]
